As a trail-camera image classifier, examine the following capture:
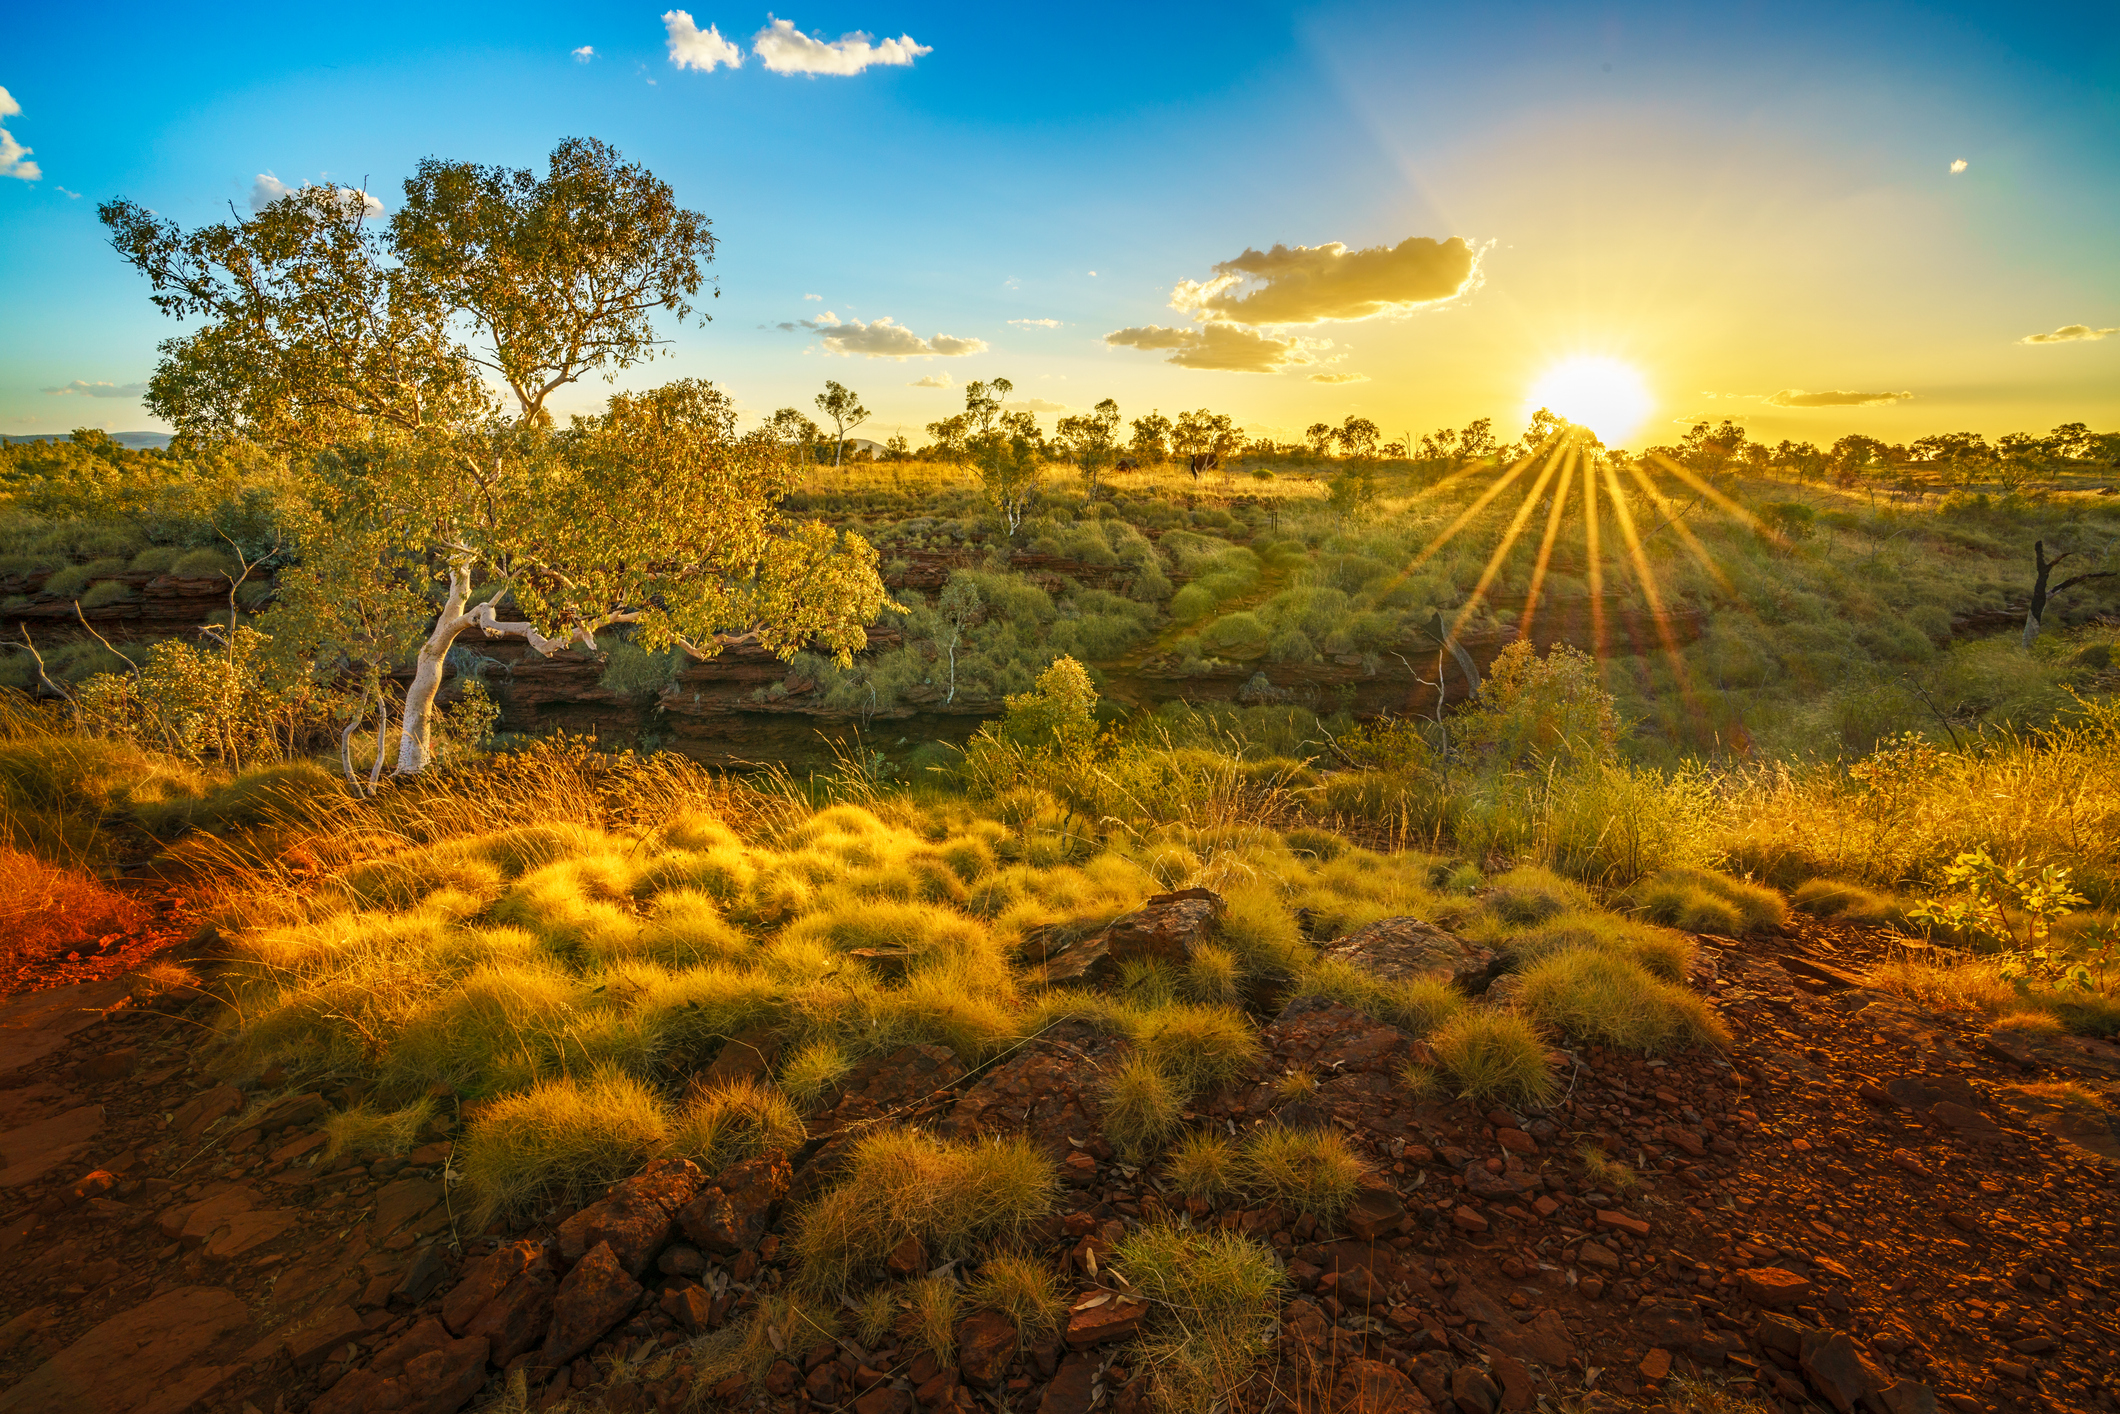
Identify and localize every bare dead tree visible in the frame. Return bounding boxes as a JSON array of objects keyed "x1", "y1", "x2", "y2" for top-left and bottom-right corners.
[{"x1": 2024, "y1": 539, "x2": 2117, "y2": 647}]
